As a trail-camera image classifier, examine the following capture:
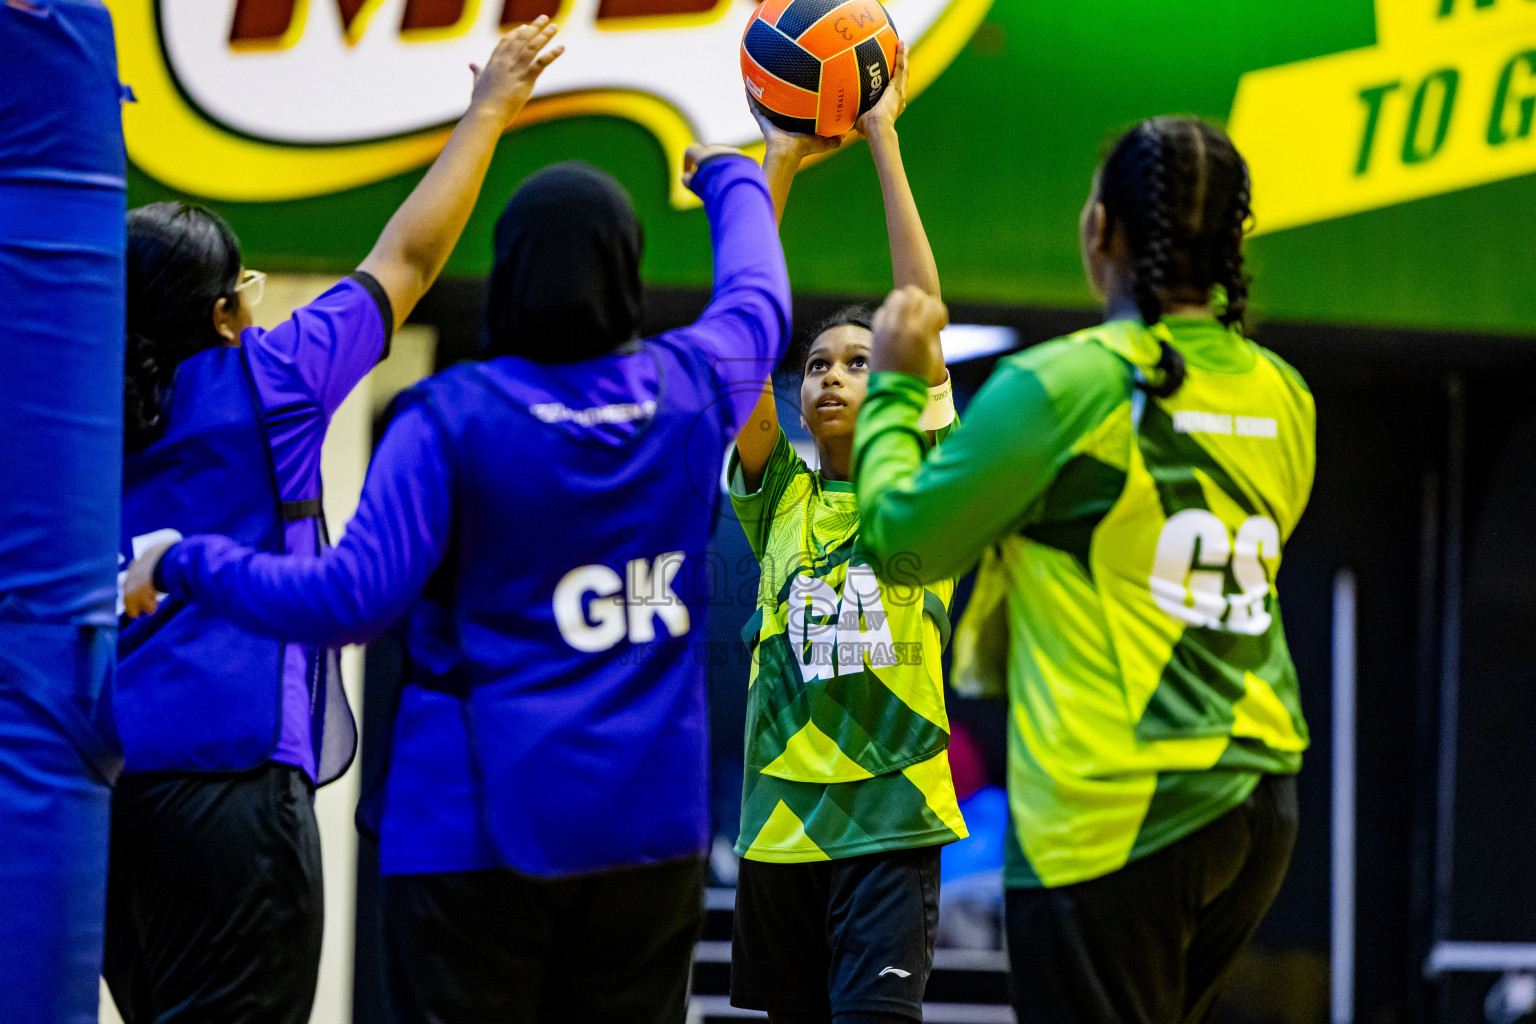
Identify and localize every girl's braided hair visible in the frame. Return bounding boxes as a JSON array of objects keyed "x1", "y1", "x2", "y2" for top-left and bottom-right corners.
[{"x1": 1097, "y1": 116, "x2": 1252, "y2": 398}]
